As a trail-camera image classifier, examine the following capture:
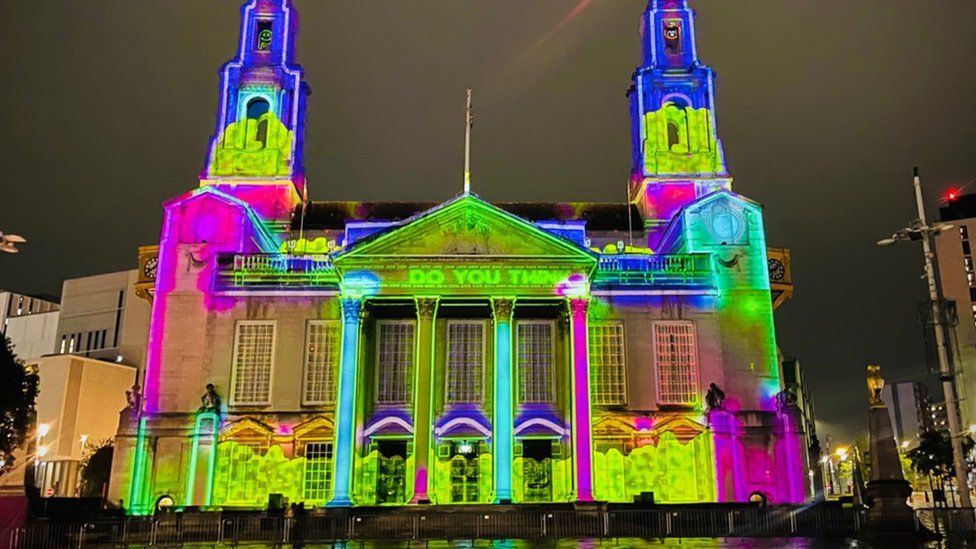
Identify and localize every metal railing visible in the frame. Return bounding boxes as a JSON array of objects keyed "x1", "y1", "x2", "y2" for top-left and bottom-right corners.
[
  {"x1": 218, "y1": 253, "x2": 339, "y2": 288},
  {"x1": 2, "y1": 506, "x2": 971, "y2": 547},
  {"x1": 595, "y1": 253, "x2": 714, "y2": 288}
]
